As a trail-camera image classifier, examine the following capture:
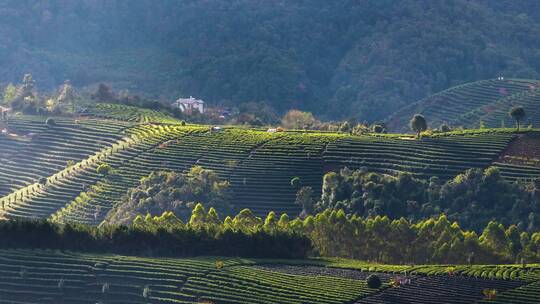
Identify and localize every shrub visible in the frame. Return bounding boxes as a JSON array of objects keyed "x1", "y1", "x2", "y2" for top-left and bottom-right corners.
[
  {"x1": 372, "y1": 124, "x2": 384, "y2": 133},
  {"x1": 181, "y1": 120, "x2": 186, "y2": 126},
  {"x1": 440, "y1": 124, "x2": 451, "y2": 132},
  {"x1": 45, "y1": 118, "x2": 56, "y2": 128},
  {"x1": 96, "y1": 163, "x2": 112, "y2": 176},
  {"x1": 367, "y1": 274, "x2": 382, "y2": 289},
  {"x1": 290, "y1": 177, "x2": 301, "y2": 188}
]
